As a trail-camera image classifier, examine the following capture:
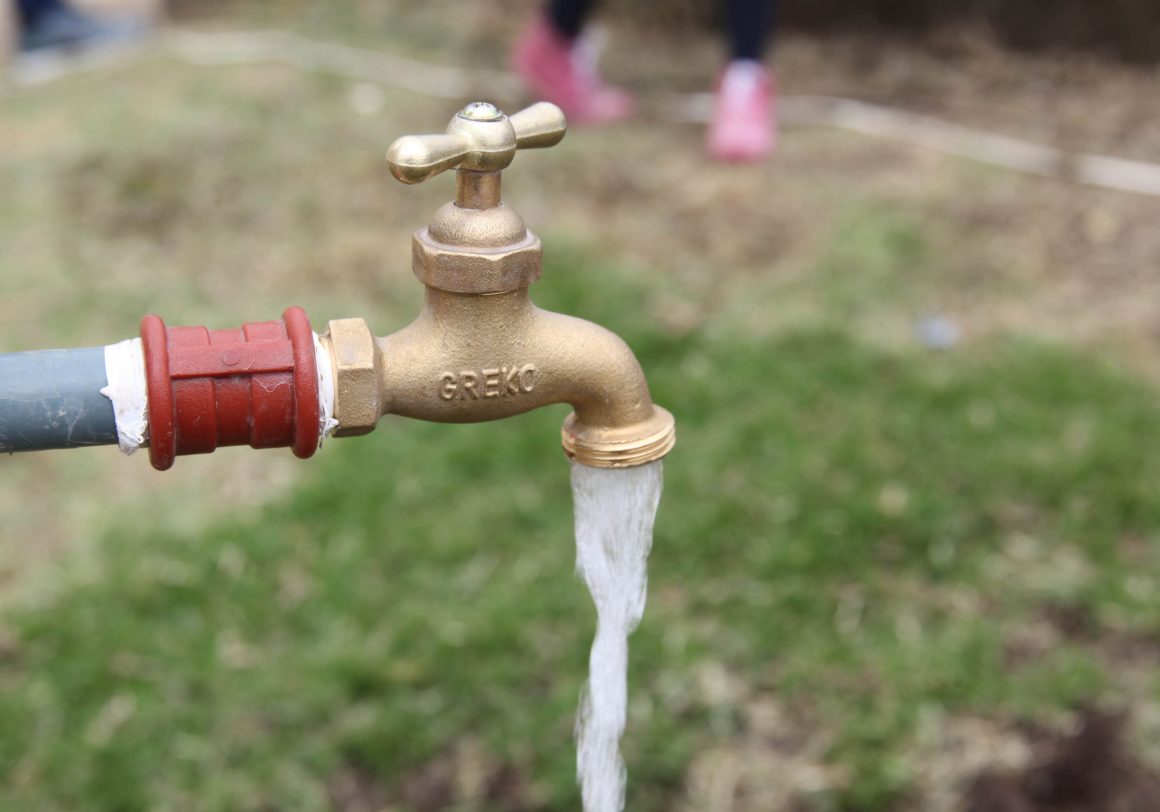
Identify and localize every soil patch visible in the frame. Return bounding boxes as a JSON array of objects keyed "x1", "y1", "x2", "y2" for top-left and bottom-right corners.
[{"x1": 966, "y1": 710, "x2": 1160, "y2": 812}]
